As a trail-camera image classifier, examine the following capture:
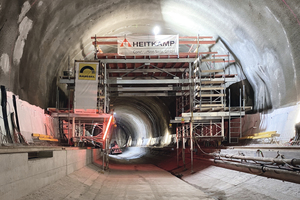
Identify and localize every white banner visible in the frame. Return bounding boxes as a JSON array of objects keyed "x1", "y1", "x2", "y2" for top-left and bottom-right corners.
[
  {"x1": 74, "y1": 62, "x2": 98, "y2": 114},
  {"x1": 118, "y1": 35, "x2": 179, "y2": 56}
]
